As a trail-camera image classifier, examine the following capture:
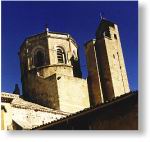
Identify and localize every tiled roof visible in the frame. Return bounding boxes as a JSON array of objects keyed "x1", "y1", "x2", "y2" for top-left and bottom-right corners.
[
  {"x1": 31, "y1": 91, "x2": 138, "y2": 130},
  {"x1": 1, "y1": 91, "x2": 137, "y2": 130},
  {"x1": 11, "y1": 97, "x2": 69, "y2": 115},
  {"x1": 12, "y1": 107, "x2": 68, "y2": 130},
  {"x1": 11, "y1": 97, "x2": 69, "y2": 129}
]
